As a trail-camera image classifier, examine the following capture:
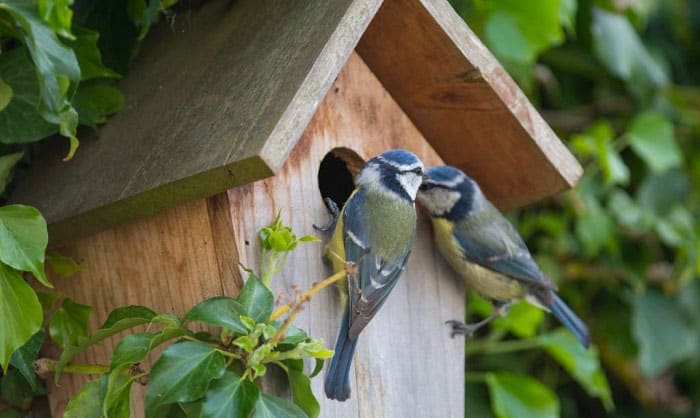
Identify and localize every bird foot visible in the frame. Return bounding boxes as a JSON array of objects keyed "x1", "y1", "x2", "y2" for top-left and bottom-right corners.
[
  {"x1": 313, "y1": 198, "x2": 340, "y2": 232},
  {"x1": 446, "y1": 320, "x2": 485, "y2": 338}
]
